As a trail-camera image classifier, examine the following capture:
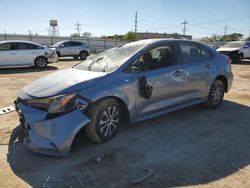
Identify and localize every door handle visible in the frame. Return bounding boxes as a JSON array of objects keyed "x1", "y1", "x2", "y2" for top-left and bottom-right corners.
[{"x1": 205, "y1": 64, "x2": 211, "y2": 69}]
